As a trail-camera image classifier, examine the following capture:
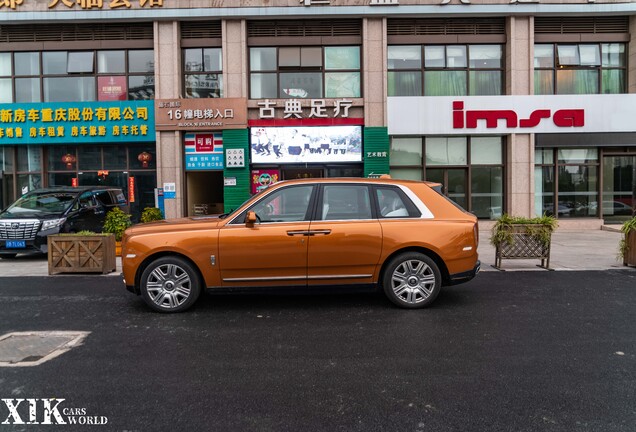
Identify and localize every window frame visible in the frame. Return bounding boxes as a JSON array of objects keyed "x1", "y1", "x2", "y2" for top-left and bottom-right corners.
[{"x1": 388, "y1": 44, "x2": 504, "y2": 97}]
